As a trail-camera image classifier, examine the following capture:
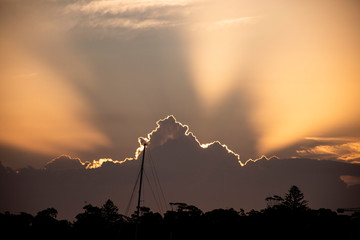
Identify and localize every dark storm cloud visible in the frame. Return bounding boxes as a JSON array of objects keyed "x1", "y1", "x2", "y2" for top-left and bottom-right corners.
[
  {"x1": 1, "y1": 117, "x2": 359, "y2": 220},
  {"x1": 45, "y1": 155, "x2": 88, "y2": 171},
  {"x1": 146, "y1": 115, "x2": 188, "y2": 149}
]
